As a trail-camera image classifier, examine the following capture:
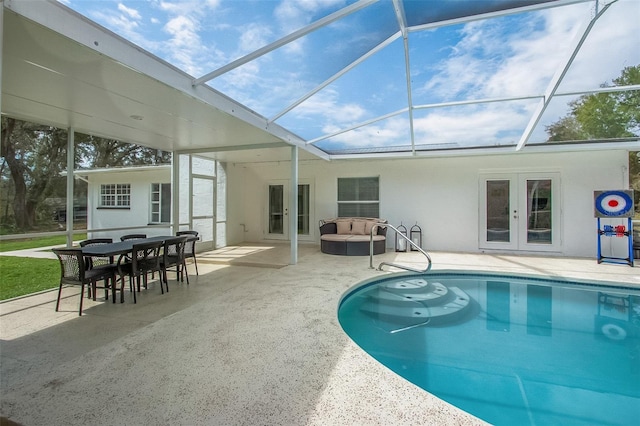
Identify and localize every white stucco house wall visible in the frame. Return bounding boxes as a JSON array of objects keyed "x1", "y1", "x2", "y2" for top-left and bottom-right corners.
[
  {"x1": 77, "y1": 148, "x2": 635, "y2": 261},
  {"x1": 77, "y1": 165, "x2": 172, "y2": 241},
  {"x1": 227, "y1": 148, "x2": 634, "y2": 260}
]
